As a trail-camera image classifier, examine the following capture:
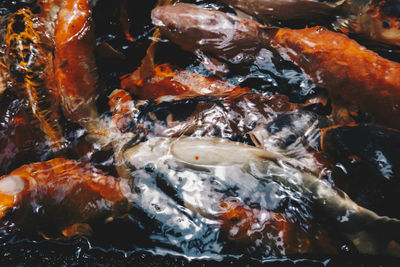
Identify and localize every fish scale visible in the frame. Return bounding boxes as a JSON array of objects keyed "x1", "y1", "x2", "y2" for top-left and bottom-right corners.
[{"x1": 4, "y1": 8, "x2": 65, "y2": 150}]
